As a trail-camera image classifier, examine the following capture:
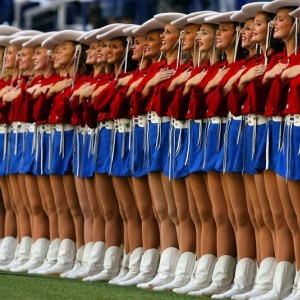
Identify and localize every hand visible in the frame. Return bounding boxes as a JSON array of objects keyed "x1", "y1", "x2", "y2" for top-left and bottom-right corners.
[
  {"x1": 183, "y1": 69, "x2": 207, "y2": 95},
  {"x1": 92, "y1": 83, "x2": 109, "y2": 101},
  {"x1": 116, "y1": 74, "x2": 133, "y2": 88},
  {"x1": 168, "y1": 68, "x2": 191, "y2": 91},
  {"x1": 3, "y1": 88, "x2": 21, "y2": 103},
  {"x1": 223, "y1": 68, "x2": 244, "y2": 94},
  {"x1": 204, "y1": 68, "x2": 229, "y2": 93},
  {"x1": 27, "y1": 83, "x2": 41, "y2": 95},
  {"x1": 126, "y1": 77, "x2": 143, "y2": 97},
  {"x1": 47, "y1": 78, "x2": 72, "y2": 96},
  {"x1": 281, "y1": 65, "x2": 300, "y2": 81},
  {"x1": 238, "y1": 65, "x2": 266, "y2": 92},
  {"x1": 263, "y1": 63, "x2": 288, "y2": 83},
  {"x1": 0, "y1": 85, "x2": 13, "y2": 98},
  {"x1": 33, "y1": 84, "x2": 53, "y2": 98}
]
